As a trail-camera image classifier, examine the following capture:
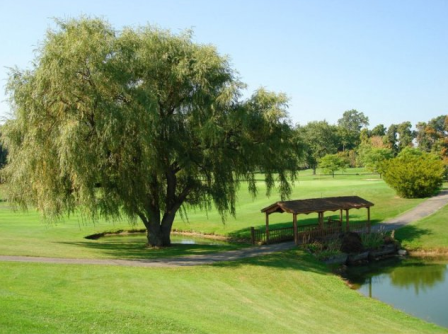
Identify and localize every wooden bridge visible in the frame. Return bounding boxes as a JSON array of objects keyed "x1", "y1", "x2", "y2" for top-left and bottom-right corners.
[{"x1": 252, "y1": 196, "x2": 374, "y2": 245}]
